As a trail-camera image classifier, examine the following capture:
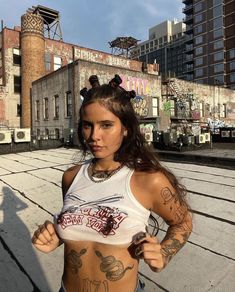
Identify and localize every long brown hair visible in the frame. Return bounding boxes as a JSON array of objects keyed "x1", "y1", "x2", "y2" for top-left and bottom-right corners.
[{"x1": 78, "y1": 84, "x2": 187, "y2": 200}]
